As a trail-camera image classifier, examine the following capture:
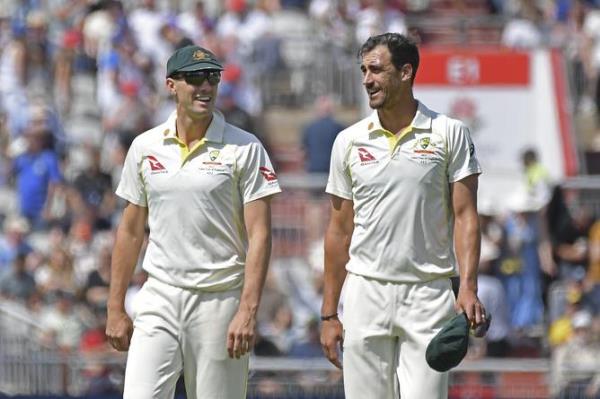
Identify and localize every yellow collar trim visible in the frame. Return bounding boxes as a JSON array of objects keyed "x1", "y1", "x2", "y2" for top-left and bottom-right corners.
[
  {"x1": 173, "y1": 136, "x2": 207, "y2": 163},
  {"x1": 379, "y1": 125, "x2": 414, "y2": 152}
]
